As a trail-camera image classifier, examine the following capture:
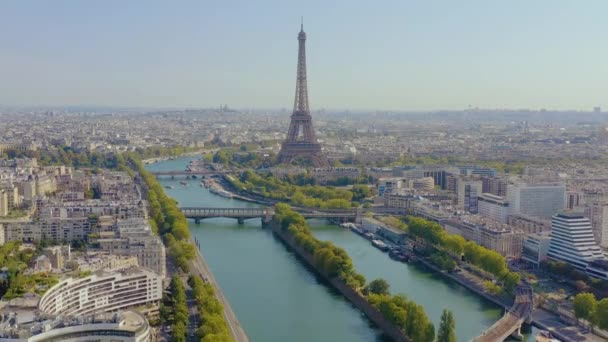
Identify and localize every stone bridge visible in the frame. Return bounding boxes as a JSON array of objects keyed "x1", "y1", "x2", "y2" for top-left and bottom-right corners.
[
  {"x1": 180, "y1": 207, "x2": 364, "y2": 224},
  {"x1": 473, "y1": 285, "x2": 534, "y2": 342}
]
